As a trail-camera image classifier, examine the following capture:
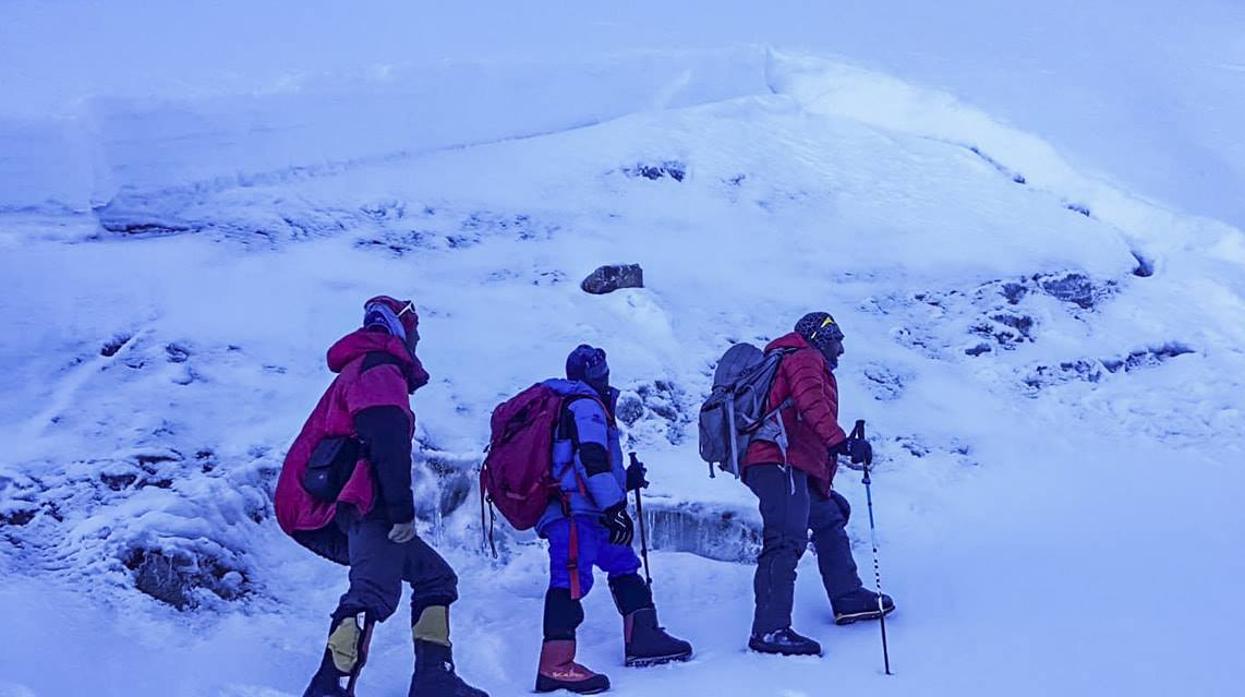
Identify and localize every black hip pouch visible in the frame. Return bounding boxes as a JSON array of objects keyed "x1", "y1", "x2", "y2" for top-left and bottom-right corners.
[{"x1": 302, "y1": 436, "x2": 362, "y2": 501}]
